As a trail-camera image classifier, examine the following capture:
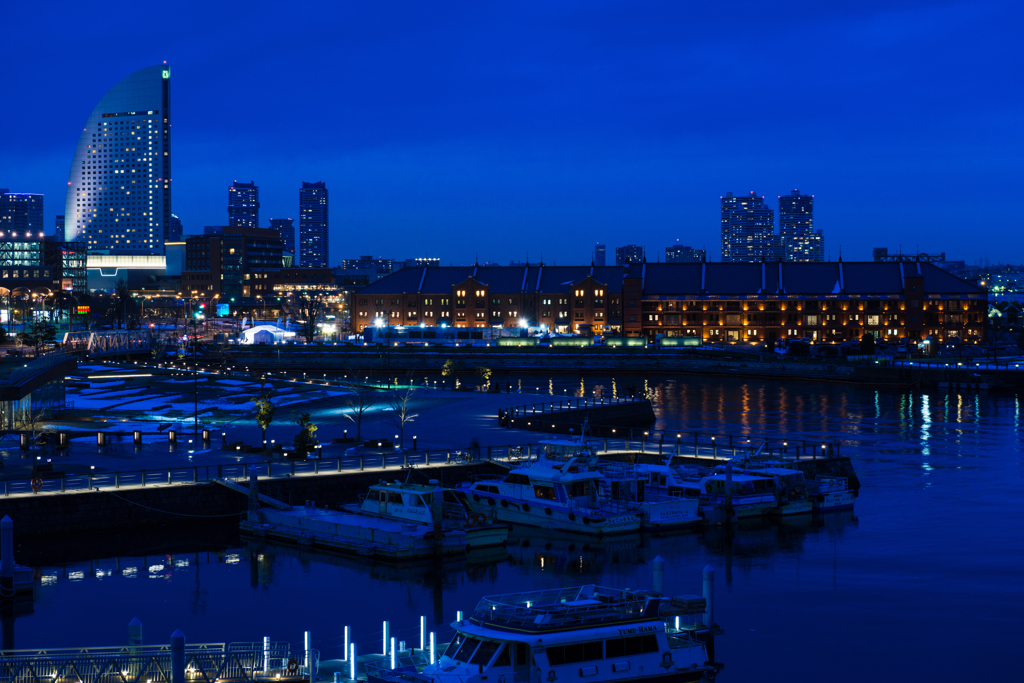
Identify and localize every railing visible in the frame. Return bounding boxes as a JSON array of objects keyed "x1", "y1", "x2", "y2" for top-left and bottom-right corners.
[
  {"x1": 1, "y1": 435, "x2": 845, "y2": 498},
  {"x1": 0, "y1": 352, "x2": 74, "y2": 386},
  {"x1": 0, "y1": 641, "x2": 315, "y2": 683}
]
